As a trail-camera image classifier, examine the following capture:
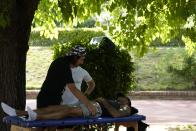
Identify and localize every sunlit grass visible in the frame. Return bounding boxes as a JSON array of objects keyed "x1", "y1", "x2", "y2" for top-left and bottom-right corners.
[
  {"x1": 134, "y1": 47, "x2": 195, "y2": 91},
  {"x1": 168, "y1": 125, "x2": 196, "y2": 131},
  {"x1": 26, "y1": 47, "x2": 53, "y2": 89}
]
